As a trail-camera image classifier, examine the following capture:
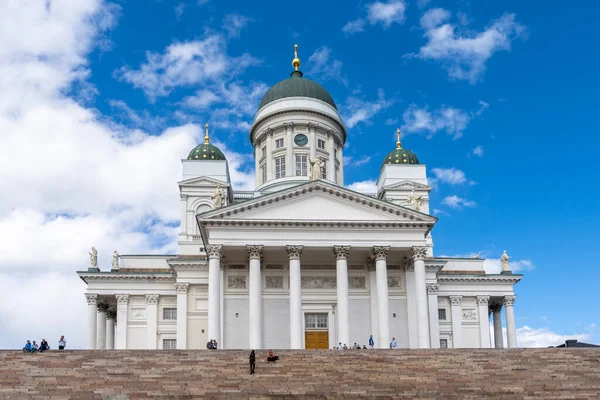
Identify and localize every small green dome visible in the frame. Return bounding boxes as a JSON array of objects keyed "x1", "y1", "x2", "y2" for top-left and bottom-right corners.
[
  {"x1": 187, "y1": 123, "x2": 226, "y2": 161},
  {"x1": 382, "y1": 147, "x2": 420, "y2": 167},
  {"x1": 258, "y1": 71, "x2": 337, "y2": 111}
]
